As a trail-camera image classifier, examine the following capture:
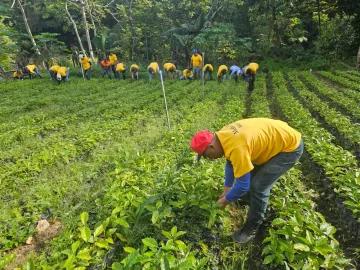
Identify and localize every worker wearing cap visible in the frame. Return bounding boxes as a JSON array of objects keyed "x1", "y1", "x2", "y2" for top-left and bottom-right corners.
[
  {"x1": 56, "y1": 66, "x2": 70, "y2": 84},
  {"x1": 229, "y1": 65, "x2": 243, "y2": 83},
  {"x1": 101, "y1": 58, "x2": 112, "y2": 79},
  {"x1": 203, "y1": 64, "x2": 213, "y2": 80},
  {"x1": 180, "y1": 68, "x2": 193, "y2": 80},
  {"x1": 49, "y1": 65, "x2": 60, "y2": 80},
  {"x1": 244, "y1": 63, "x2": 259, "y2": 91},
  {"x1": 190, "y1": 49, "x2": 202, "y2": 80},
  {"x1": 109, "y1": 52, "x2": 118, "y2": 78},
  {"x1": 163, "y1": 63, "x2": 176, "y2": 80},
  {"x1": 190, "y1": 118, "x2": 303, "y2": 244},
  {"x1": 217, "y1": 65, "x2": 228, "y2": 82},
  {"x1": 23, "y1": 64, "x2": 42, "y2": 79},
  {"x1": 130, "y1": 64, "x2": 140, "y2": 81},
  {"x1": 116, "y1": 61, "x2": 126, "y2": 80},
  {"x1": 80, "y1": 54, "x2": 92, "y2": 80},
  {"x1": 148, "y1": 62, "x2": 159, "y2": 82}
]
